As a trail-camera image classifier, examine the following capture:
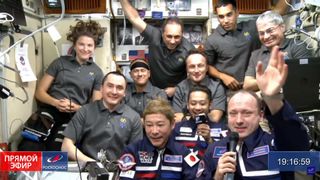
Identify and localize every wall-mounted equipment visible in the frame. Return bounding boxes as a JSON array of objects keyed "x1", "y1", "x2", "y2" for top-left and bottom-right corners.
[
  {"x1": 43, "y1": 0, "x2": 106, "y2": 14},
  {"x1": 166, "y1": 0, "x2": 191, "y2": 11},
  {"x1": 114, "y1": 22, "x2": 149, "y2": 62},
  {"x1": 305, "y1": 0, "x2": 320, "y2": 7},
  {"x1": 0, "y1": 0, "x2": 27, "y2": 26},
  {"x1": 212, "y1": 0, "x2": 271, "y2": 14},
  {"x1": 112, "y1": 0, "x2": 209, "y2": 19},
  {"x1": 113, "y1": 21, "x2": 205, "y2": 62}
]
